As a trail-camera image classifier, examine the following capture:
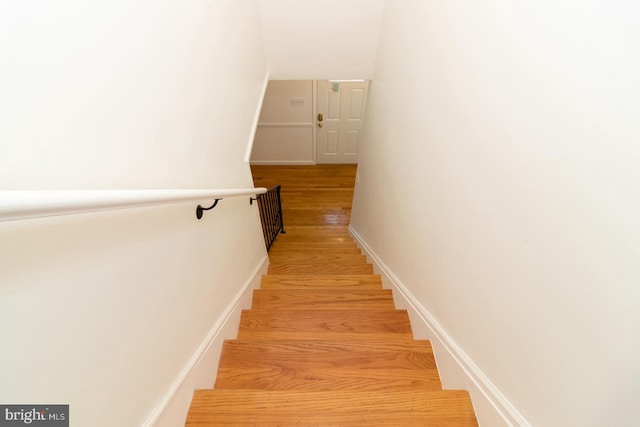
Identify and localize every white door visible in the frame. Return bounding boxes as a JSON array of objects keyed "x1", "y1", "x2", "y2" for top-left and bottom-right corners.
[{"x1": 316, "y1": 80, "x2": 369, "y2": 164}]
